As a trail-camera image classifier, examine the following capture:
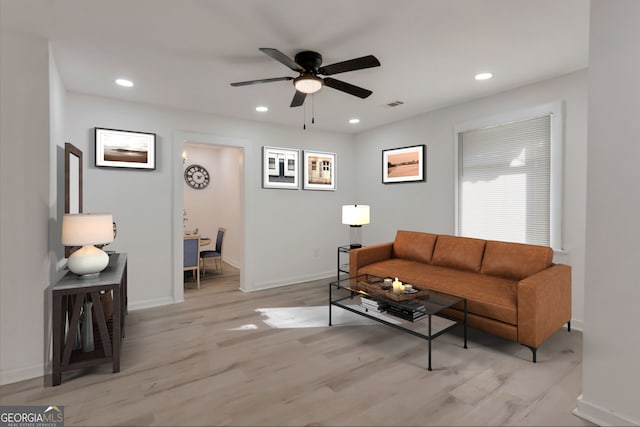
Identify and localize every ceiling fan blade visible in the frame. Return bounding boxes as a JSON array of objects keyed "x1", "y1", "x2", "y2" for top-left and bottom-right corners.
[
  {"x1": 290, "y1": 90, "x2": 307, "y2": 107},
  {"x1": 259, "y1": 48, "x2": 305, "y2": 73},
  {"x1": 323, "y1": 78, "x2": 372, "y2": 98},
  {"x1": 318, "y1": 55, "x2": 380, "y2": 75},
  {"x1": 230, "y1": 76, "x2": 293, "y2": 87}
]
